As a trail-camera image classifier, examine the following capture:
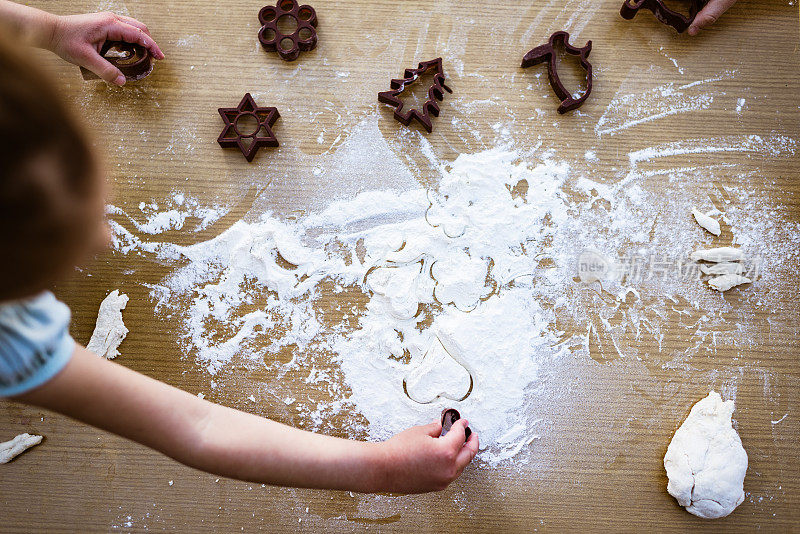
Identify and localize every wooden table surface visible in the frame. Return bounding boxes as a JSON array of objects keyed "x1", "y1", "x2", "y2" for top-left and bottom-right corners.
[{"x1": 1, "y1": 0, "x2": 799, "y2": 532}]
